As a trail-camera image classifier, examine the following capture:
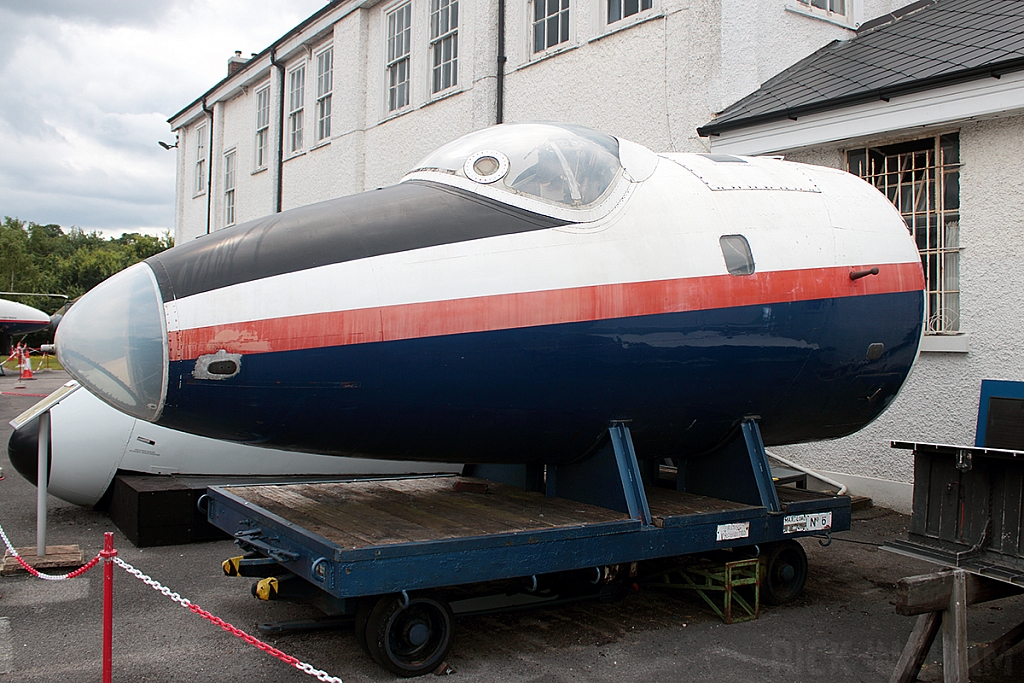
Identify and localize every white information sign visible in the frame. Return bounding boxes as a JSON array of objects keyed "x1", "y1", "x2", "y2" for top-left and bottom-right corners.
[
  {"x1": 783, "y1": 511, "x2": 833, "y2": 534},
  {"x1": 716, "y1": 521, "x2": 750, "y2": 542}
]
